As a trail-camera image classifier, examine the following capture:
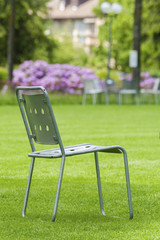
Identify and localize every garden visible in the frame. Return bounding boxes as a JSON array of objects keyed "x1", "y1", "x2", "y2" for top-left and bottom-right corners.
[
  {"x1": 1, "y1": 0, "x2": 160, "y2": 239},
  {"x1": 0, "y1": 60, "x2": 159, "y2": 106}
]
